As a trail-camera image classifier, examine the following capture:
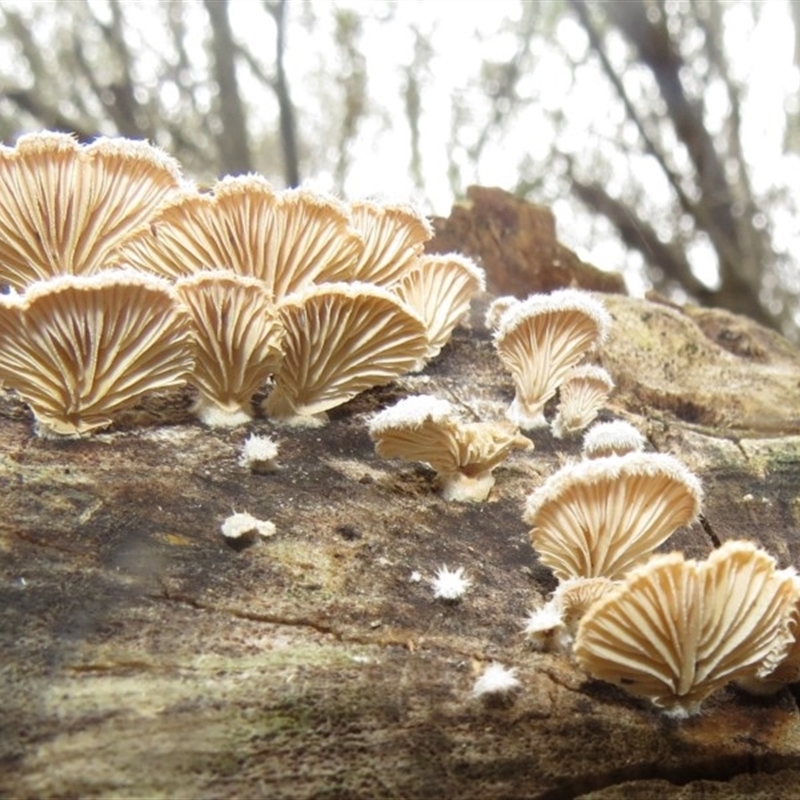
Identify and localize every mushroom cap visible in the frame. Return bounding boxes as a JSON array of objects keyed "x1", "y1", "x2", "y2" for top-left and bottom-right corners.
[
  {"x1": 485, "y1": 296, "x2": 520, "y2": 331},
  {"x1": 553, "y1": 576, "x2": 617, "y2": 634},
  {"x1": 0, "y1": 270, "x2": 193, "y2": 435},
  {"x1": 115, "y1": 175, "x2": 363, "y2": 299},
  {"x1": 370, "y1": 393, "x2": 531, "y2": 477},
  {"x1": 551, "y1": 364, "x2": 615, "y2": 438},
  {"x1": 392, "y1": 253, "x2": 486, "y2": 367},
  {"x1": 347, "y1": 200, "x2": 433, "y2": 285},
  {"x1": 525, "y1": 452, "x2": 702, "y2": 580},
  {"x1": 574, "y1": 541, "x2": 800, "y2": 716},
  {"x1": 0, "y1": 131, "x2": 182, "y2": 289},
  {"x1": 263, "y1": 283, "x2": 428, "y2": 422},
  {"x1": 494, "y1": 289, "x2": 612, "y2": 429},
  {"x1": 582, "y1": 420, "x2": 647, "y2": 459},
  {"x1": 174, "y1": 271, "x2": 284, "y2": 427}
]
